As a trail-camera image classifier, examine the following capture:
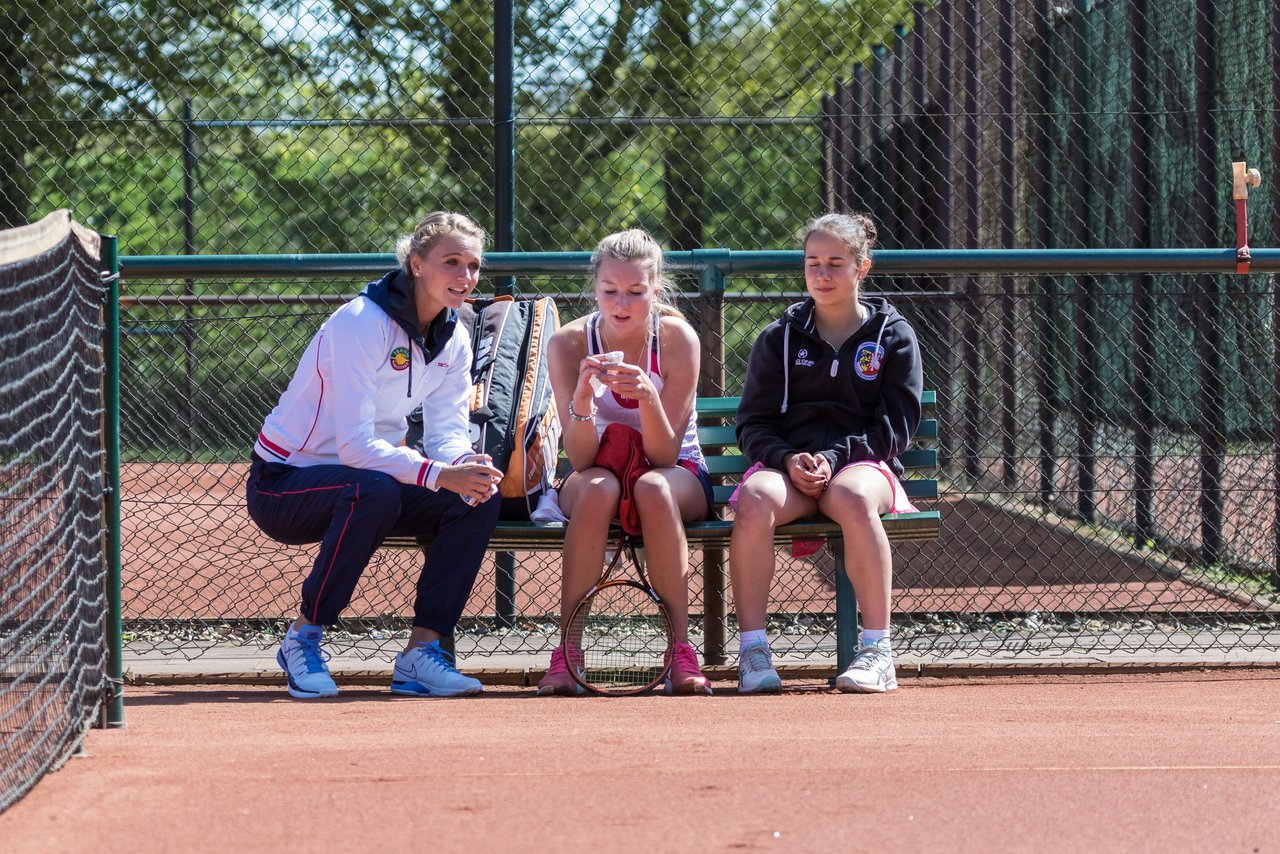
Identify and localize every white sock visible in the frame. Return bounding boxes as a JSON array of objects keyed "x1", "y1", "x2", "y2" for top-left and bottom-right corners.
[
  {"x1": 860, "y1": 629, "x2": 890, "y2": 650},
  {"x1": 738, "y1": 630, "x2": 768, "y2": 653}
]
